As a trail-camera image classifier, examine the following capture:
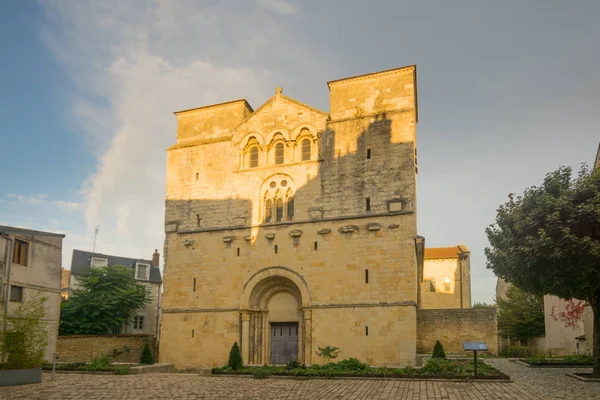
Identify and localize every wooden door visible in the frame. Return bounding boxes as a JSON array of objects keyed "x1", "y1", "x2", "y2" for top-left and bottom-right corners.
[{"x1": 270, "y1": 323, "x2": 298, "y2": 364}]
